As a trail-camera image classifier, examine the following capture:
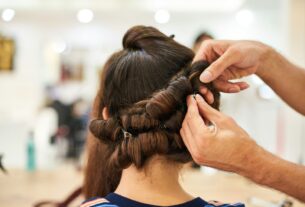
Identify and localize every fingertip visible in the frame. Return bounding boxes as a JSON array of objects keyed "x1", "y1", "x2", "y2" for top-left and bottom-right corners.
[
  {"x1": 228, "y1": 86, "x2": 240, "y2": 93},
  {"x1": 206, "y1": 90, "x2": 214, "y2": 104},
  {"x1": 239, "y1": 82, "x2": 250, "y2": 90},
  {"x1": 199, "y1": 86, "x2": 208, "y2": 94},
  {"x1": 200, "y1": 71, "x2": 213, "y2": 83},
  {"x1": 195, "y1": 94, "x2": 206, "y2": 103},
  {"x1": 186, "y1": 95, "x2": 196, "y2": 106}
]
